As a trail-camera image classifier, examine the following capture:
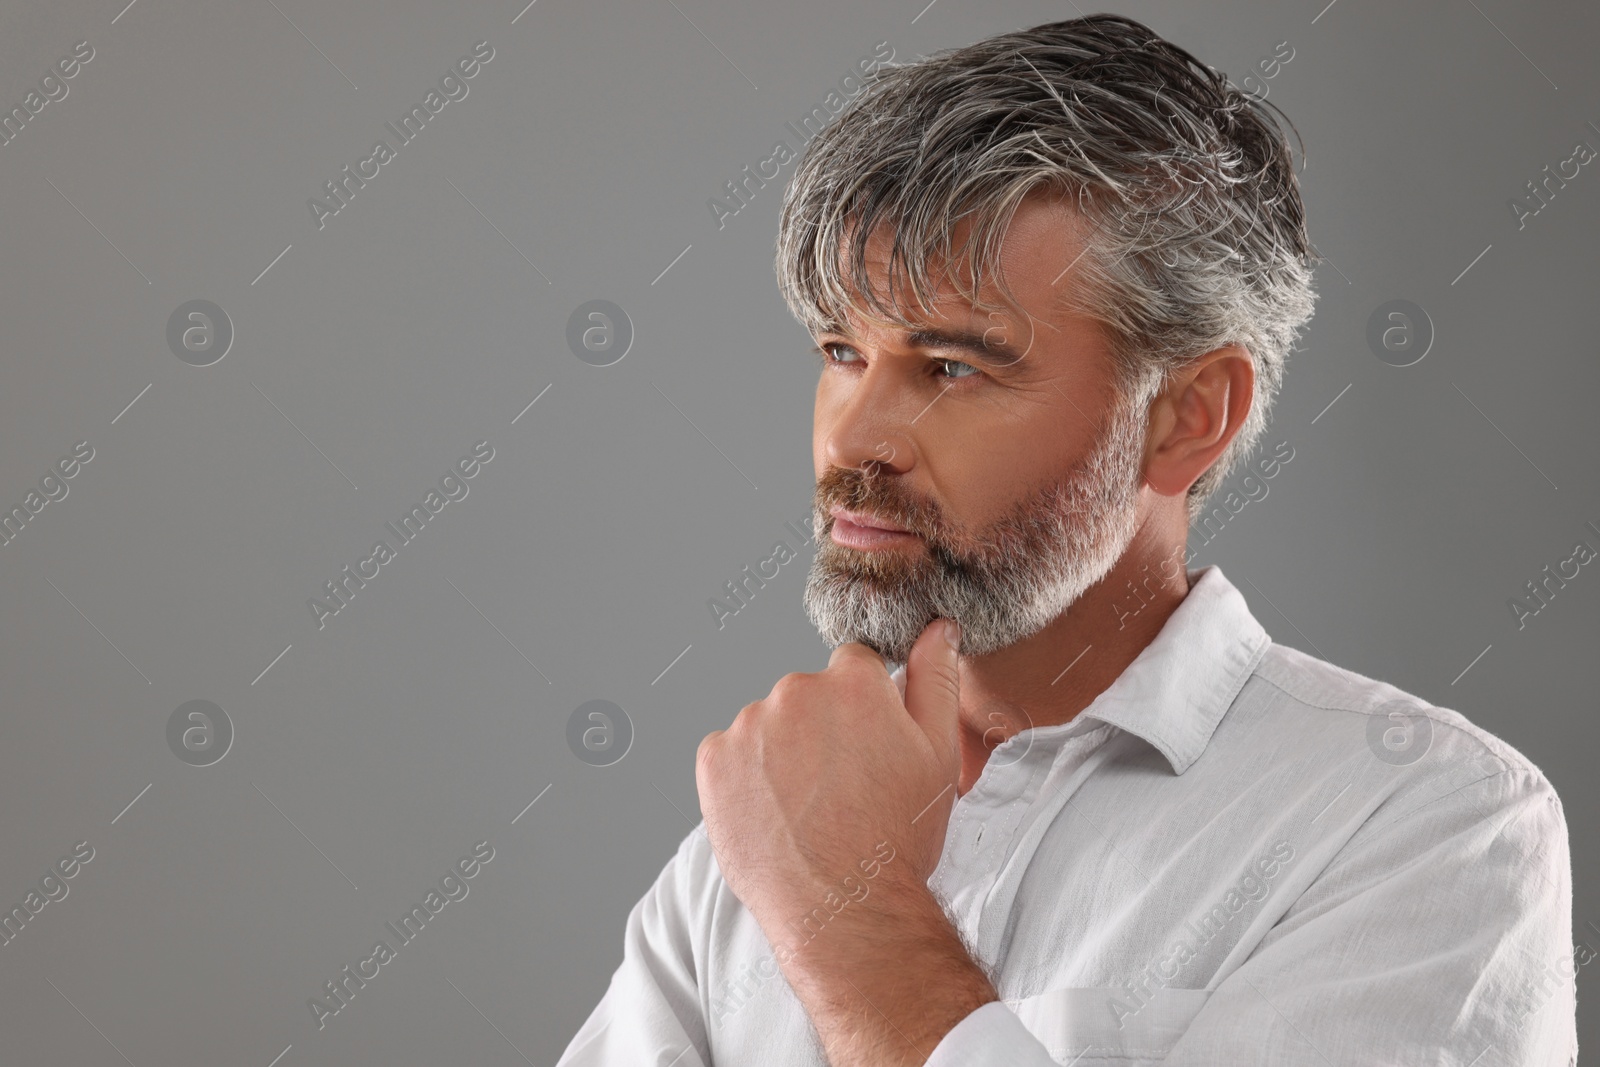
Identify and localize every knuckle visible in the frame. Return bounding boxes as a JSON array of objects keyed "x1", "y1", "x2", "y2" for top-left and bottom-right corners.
[
  {"x1": 696, "y1": 731, "x2": 722, "y2": 770},
  {"x1": 717, "y1": 705, "x2": 761, "y2": 748},
  {"x1": 769, "y1": 672, "x2": 808, "y2": 702}
]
